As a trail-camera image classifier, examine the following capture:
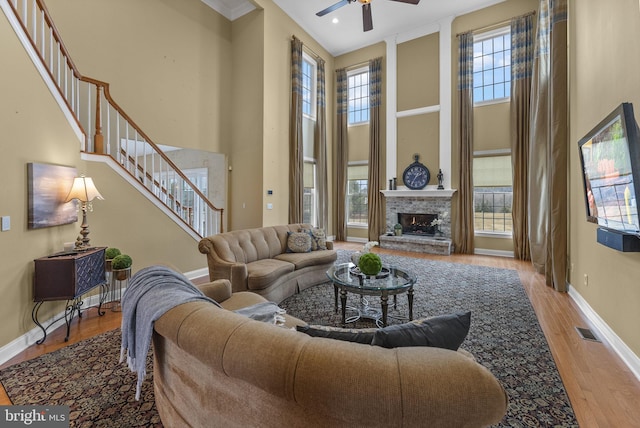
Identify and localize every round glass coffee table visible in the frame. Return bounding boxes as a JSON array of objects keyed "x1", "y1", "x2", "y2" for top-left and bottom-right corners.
[{"x1": 327, "y1": 263, "x2": 417, "y2": 327}]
